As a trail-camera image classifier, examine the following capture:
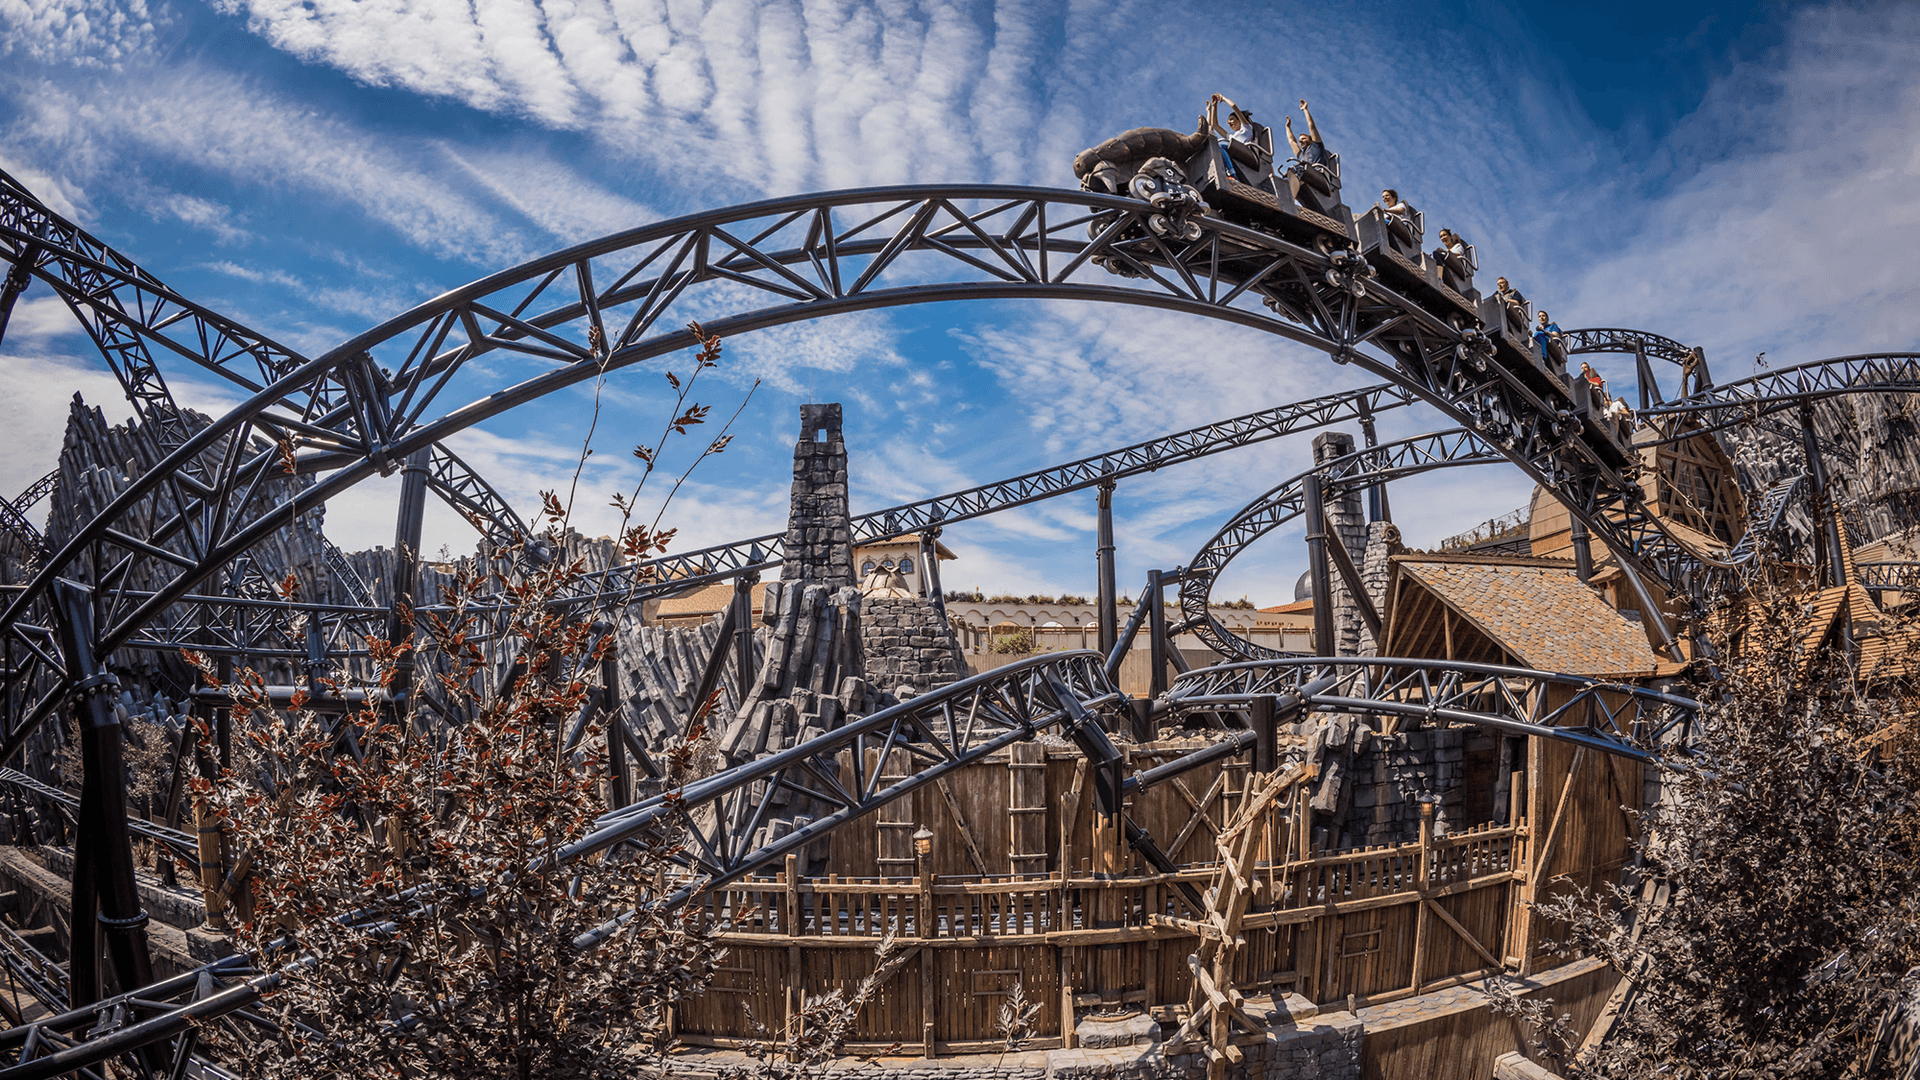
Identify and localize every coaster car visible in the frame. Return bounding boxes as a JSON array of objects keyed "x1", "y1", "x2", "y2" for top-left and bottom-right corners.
[{"x1": 1073, "y1": 115, "x2": 1355, "y2": 252}]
